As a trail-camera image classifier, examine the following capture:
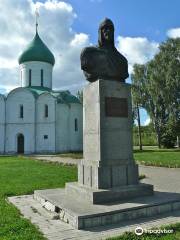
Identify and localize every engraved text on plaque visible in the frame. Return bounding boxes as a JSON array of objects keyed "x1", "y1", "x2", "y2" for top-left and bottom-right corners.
[{"x1": 105, "y1": 97, "x2": 128, "y2": 117}]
